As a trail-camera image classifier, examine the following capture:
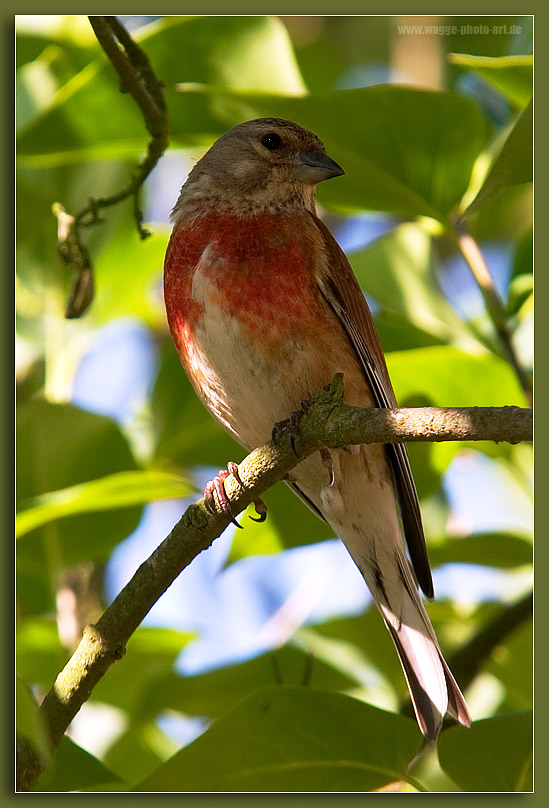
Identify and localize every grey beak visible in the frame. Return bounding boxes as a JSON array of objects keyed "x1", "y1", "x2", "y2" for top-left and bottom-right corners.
[{"x1": 293, "y1": 147, "x2": 345, "y2": 185}]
